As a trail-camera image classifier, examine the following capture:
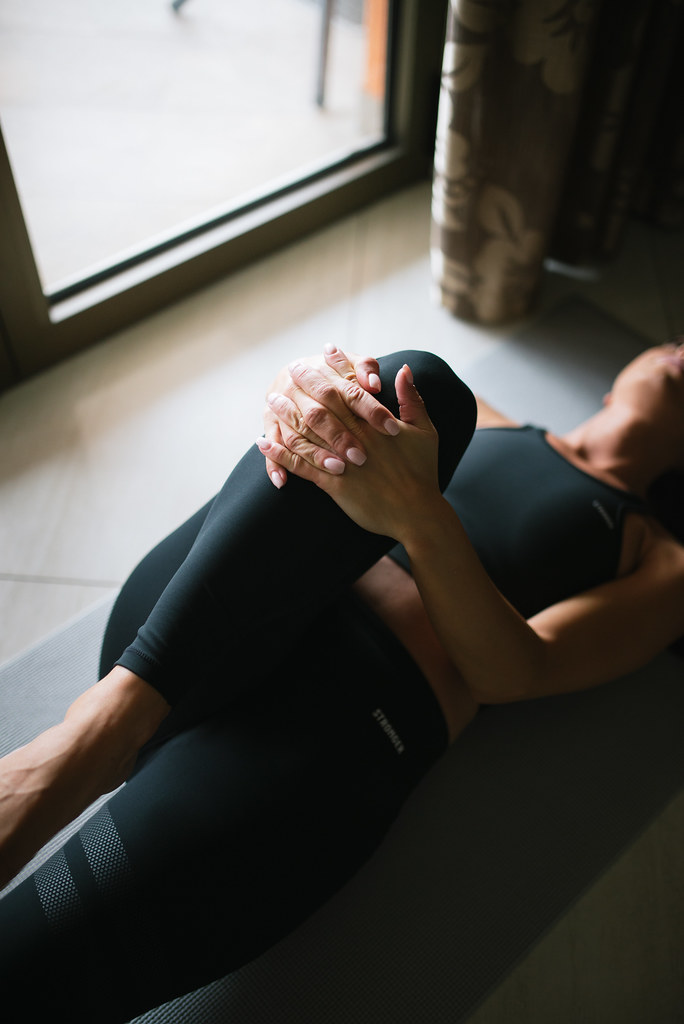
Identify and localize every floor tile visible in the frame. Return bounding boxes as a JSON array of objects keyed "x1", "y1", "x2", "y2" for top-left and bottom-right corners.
[
  {"x1": 0, "y1": 214, "x2": 358, "y2": 584},
  {"x1": 0, "y1": 579, "x2": 116, "y2": 664}
]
